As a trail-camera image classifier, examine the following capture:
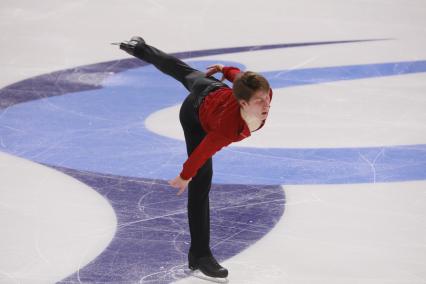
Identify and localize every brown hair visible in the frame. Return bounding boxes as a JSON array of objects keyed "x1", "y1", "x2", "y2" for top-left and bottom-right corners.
[{"x1": 232, "y1": 71, "x2": 270, "y2": 102}]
